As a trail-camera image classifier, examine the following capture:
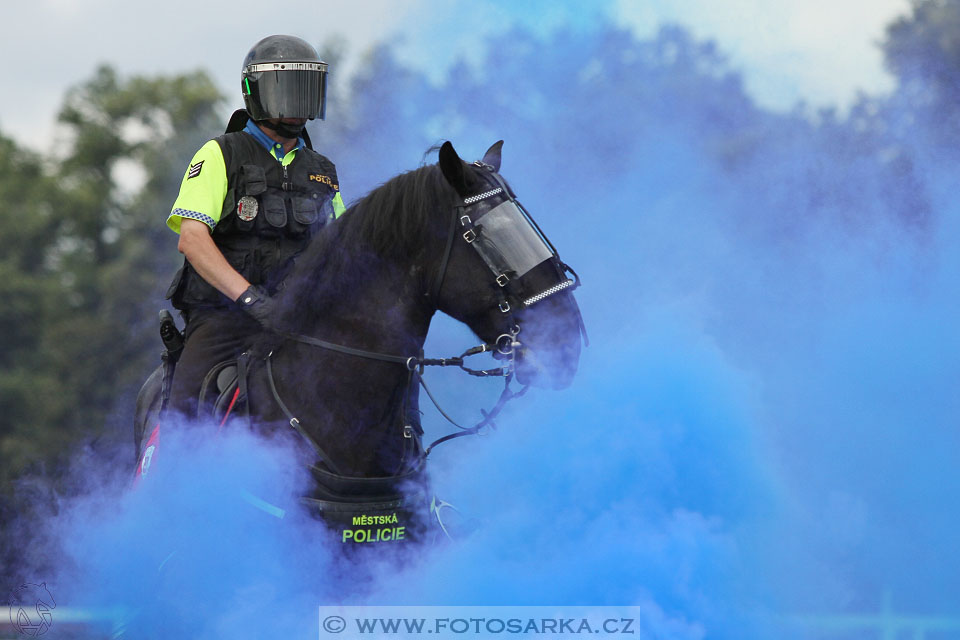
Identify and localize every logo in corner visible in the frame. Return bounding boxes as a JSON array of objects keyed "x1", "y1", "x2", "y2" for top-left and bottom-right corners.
[{"x1": 9, "y1": 582, "x2": 56, "y2": 637}]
